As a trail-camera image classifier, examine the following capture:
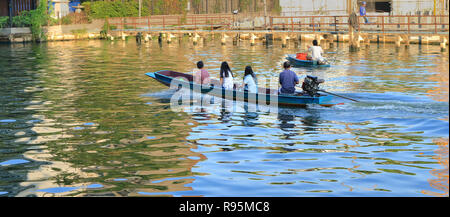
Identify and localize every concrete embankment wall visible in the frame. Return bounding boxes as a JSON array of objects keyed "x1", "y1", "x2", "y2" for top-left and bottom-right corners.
[
  {"x1": 44, "y1": 19, "x2": 105, "y2": 41},
  {"x1": 0, "y1": 19, "x2": 106, "y2": 43},
  {"x1": 1, "y1": 16, "x2": 447, "y2": 47},
  {"x1": 0, "y1": 27, "x2": 32, "y2": 43}
]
